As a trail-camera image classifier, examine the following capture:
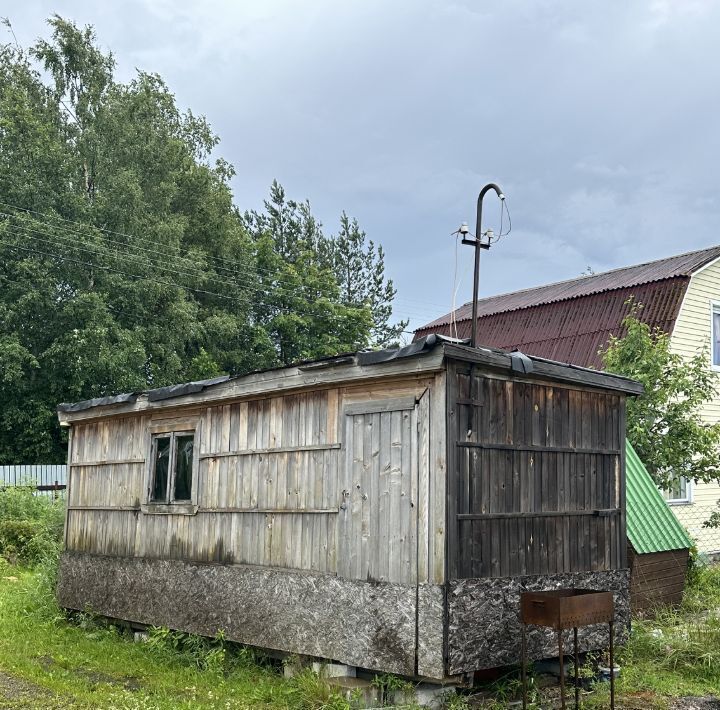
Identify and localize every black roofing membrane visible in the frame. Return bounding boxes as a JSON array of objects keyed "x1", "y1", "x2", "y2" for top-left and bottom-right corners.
[{"x1": 57, "y1": 334, "x2": 637, "y2": 414}]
